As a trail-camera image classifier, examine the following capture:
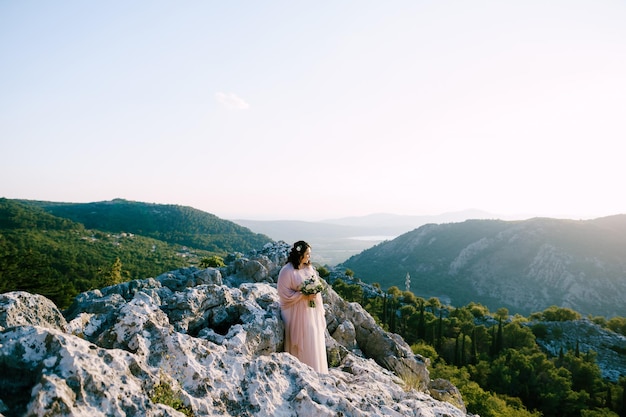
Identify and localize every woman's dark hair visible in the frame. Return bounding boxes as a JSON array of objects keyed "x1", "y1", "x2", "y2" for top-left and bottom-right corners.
[{"x1": 287, "y1": 240, "x2": 310, "y2": 269}]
